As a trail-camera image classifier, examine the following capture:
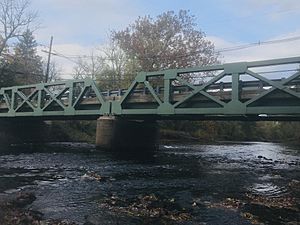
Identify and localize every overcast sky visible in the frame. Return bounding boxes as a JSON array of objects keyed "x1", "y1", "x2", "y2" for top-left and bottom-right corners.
[{"x1": 31, "y1": 0, "x2": 300, "y2": 78}]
